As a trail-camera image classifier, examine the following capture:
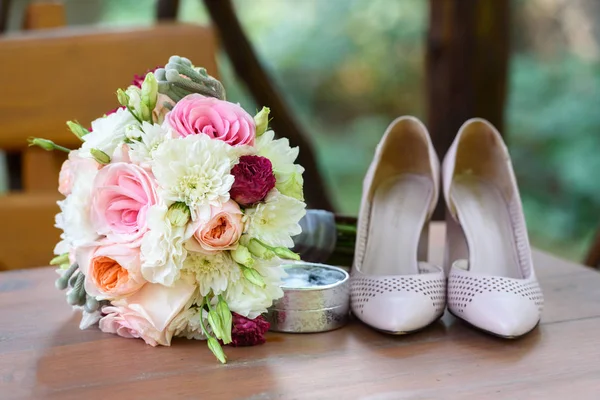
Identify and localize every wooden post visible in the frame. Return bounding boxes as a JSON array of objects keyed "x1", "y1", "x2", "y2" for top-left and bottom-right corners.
[
  {"x1": 156, "y1": 0, "x2": 179, "y2": 21},
  {"x1": 202, "y1": 0, "x2": 335, "y2": 211},
  {"x1": 426, "y1": 0, "x2": 510, "y2": 218}
]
